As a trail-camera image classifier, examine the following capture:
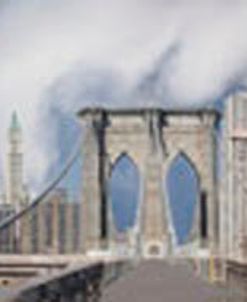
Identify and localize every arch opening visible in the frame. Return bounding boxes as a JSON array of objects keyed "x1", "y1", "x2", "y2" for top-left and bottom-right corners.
[
  {"x1": 166, "y1": 152, "x2": 200, "y2": 245},
  {"x1": 109, "y1": 153, "x2": 140, "y2": 234}
]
